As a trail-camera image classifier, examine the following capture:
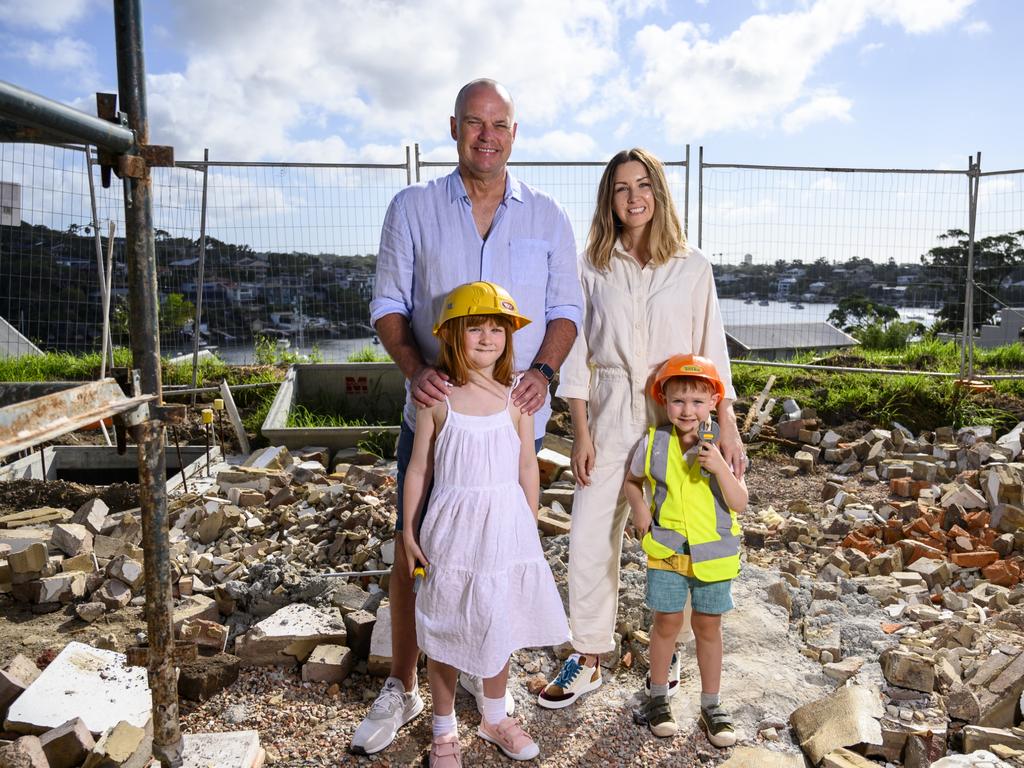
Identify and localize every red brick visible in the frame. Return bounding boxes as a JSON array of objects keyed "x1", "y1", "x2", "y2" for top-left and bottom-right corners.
[
  {"x1": 982, "y1": 559, "x2": 1021, "y2": 587},
  {"x1": 963, "y1": 510, "x2": 992, "y2": 531},
  {"x1": 891, "y1": 478, "x2": 912, "y2": 497},
  {"x1": 951, "y1": 550, "x2": 1000, "y2": 569}
]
